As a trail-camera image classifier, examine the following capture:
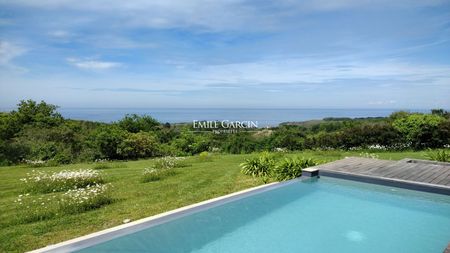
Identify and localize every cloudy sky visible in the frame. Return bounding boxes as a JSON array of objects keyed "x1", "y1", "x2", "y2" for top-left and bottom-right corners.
[{"x1": 0, "y1": 0, "x2": 449, "y2": 109}]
